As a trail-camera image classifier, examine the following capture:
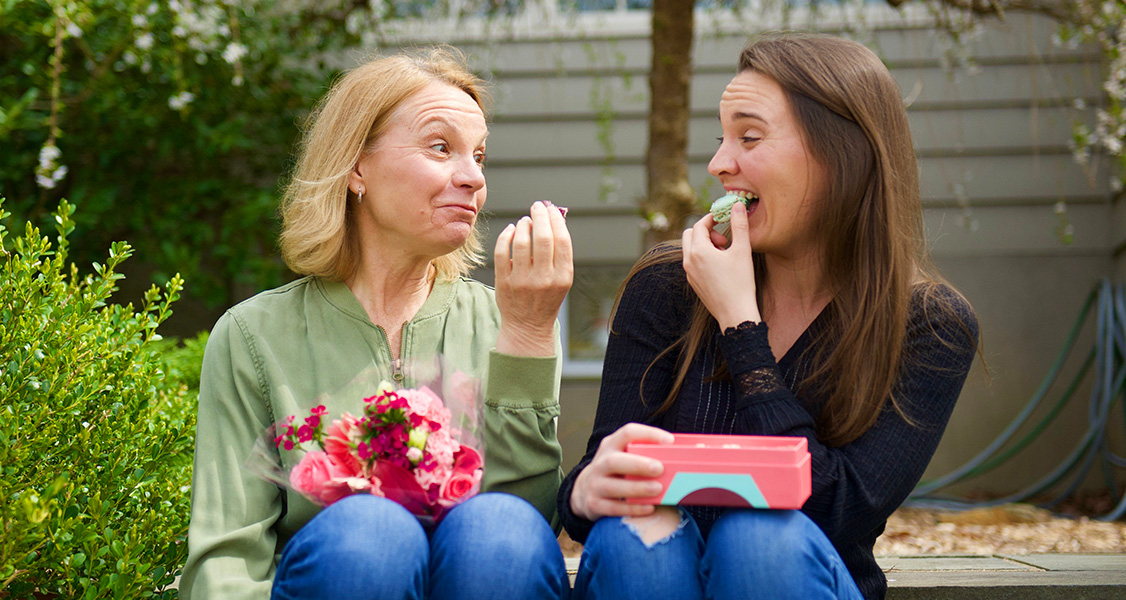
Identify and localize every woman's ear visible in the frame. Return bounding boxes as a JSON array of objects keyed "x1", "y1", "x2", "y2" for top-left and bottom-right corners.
[{"x1": 348, "y1": 164, "x2": 365, "y2": 196}]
